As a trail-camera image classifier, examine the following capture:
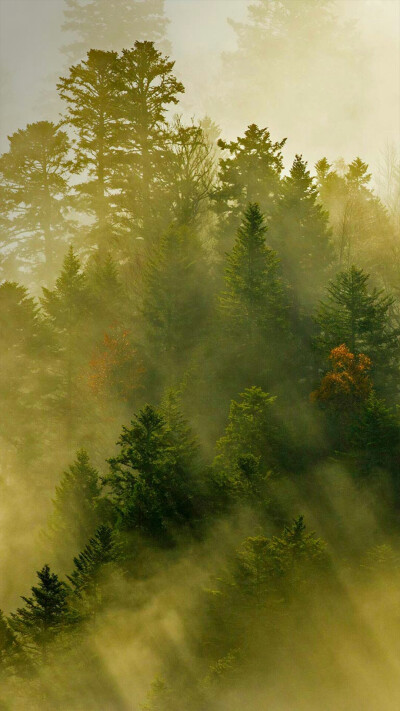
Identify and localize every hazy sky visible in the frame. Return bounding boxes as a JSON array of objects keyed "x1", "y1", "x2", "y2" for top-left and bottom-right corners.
[{"x1": 0, "y1": 0, "x2": 399, "y2": 172}]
